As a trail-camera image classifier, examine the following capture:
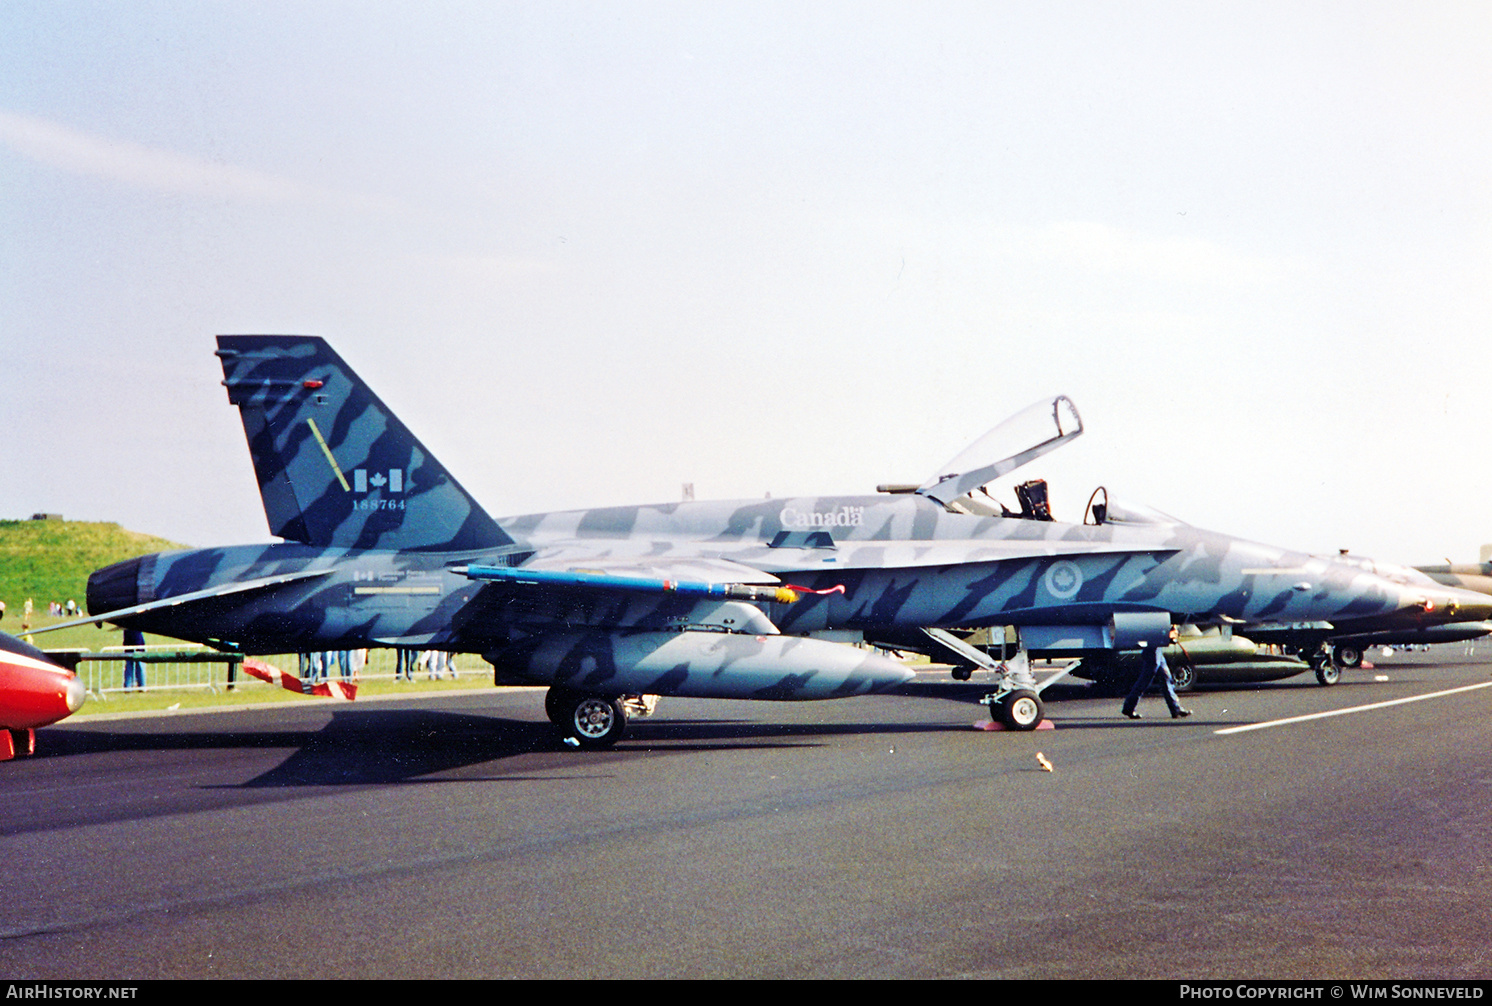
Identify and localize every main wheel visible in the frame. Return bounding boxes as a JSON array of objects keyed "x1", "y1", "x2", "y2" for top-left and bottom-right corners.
[
  {"x1": 996, "y1": 689, "x2": 1045, "y2": 731},
  {"x1": 1332, "y1": 644, "x2": 1364, "y2": 669},
  {"x1": 1315, "y1": 663, "x2": 1341, "y2": 686},
  {"x1": 564, "y1": 694, "x2": 628, "y2": 748},
  {"x1": 1170, "y1": 662, "x2": 1196, "y2": 692}
]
